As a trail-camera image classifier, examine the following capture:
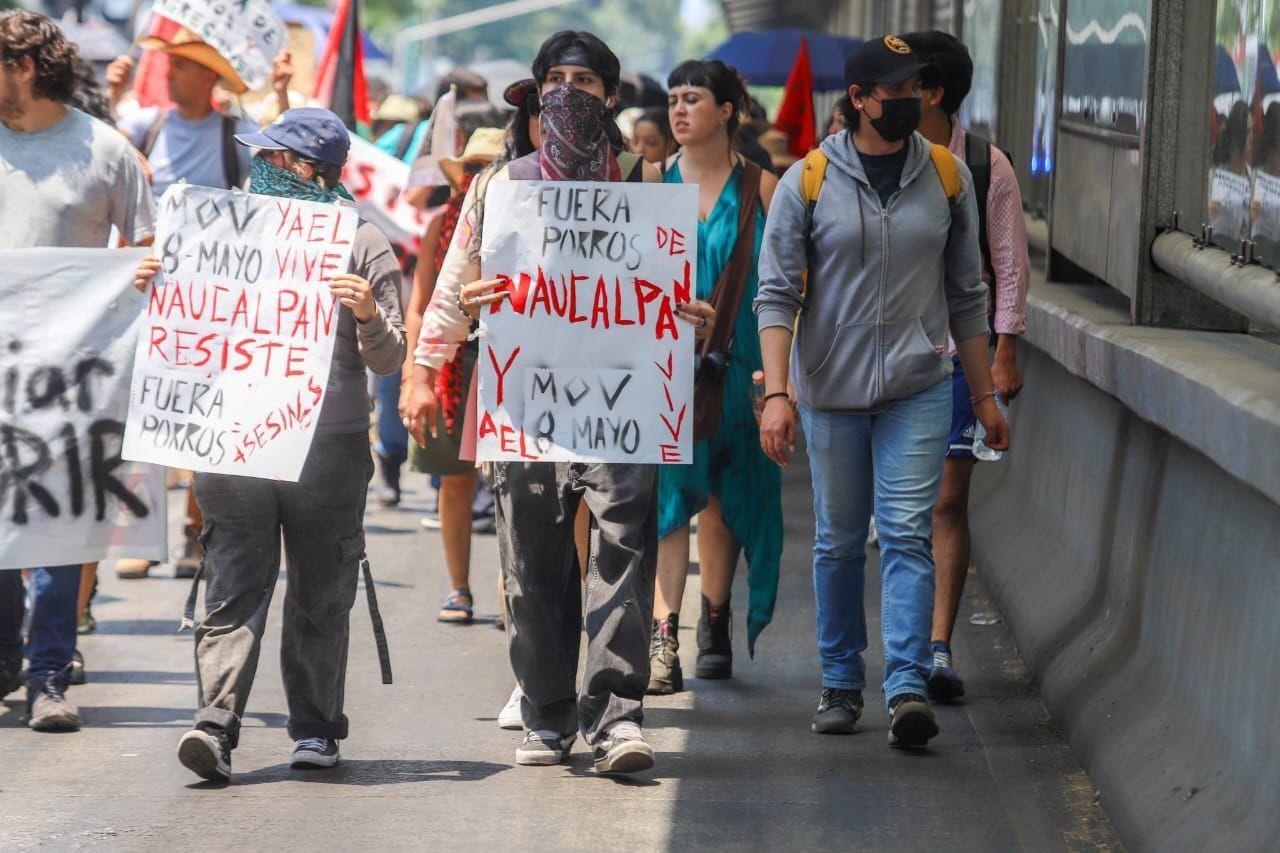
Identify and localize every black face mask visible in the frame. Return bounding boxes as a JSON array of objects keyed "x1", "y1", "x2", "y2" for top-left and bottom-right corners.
[{"x1": 868, "y1": 96, "x2": 921, "y2": 143}]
